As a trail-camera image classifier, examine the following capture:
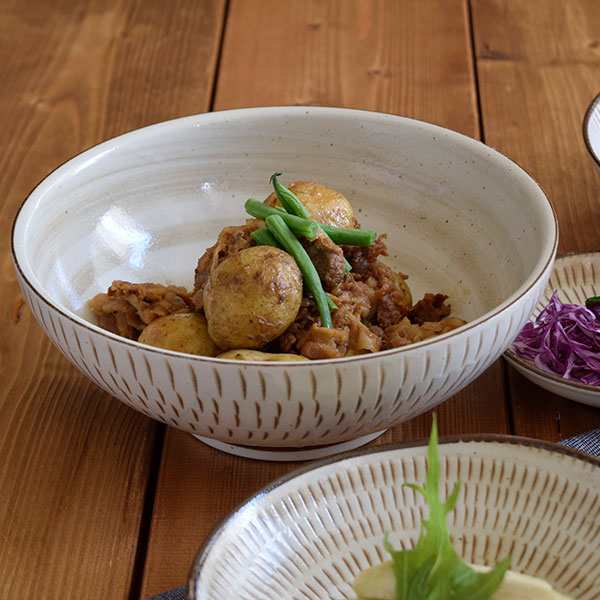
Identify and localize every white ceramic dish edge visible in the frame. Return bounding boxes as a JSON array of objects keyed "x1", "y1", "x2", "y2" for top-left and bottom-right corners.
[
  {"x1": 189, "y1": 436, "x2": 600, "y2": 600},
  {"x1": 583, "y1": 91, "x2": 600, "y2": 169},
  {"x1": 12, "y1": 107, "x2": 559, "y2": 458}
]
